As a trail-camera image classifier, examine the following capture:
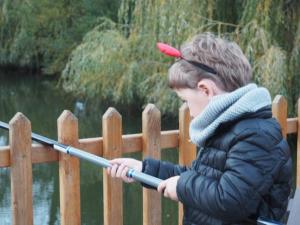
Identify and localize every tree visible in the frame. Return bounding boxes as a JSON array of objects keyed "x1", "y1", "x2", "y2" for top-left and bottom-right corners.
[
  {"x1": 0, "y1": 0, "x2": 120, "y2": 74},
  {"x1": 61, "y1": 0, "x2": 300, "y2": 115}
]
